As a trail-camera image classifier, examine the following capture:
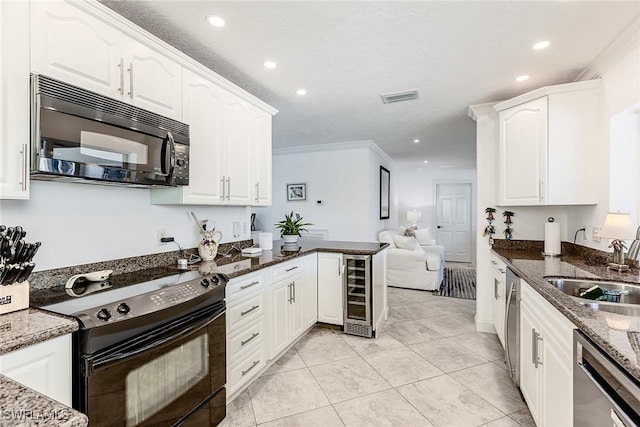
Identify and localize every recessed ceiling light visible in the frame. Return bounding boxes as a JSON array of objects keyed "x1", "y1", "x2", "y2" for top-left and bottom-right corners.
[
  {"x1": 413, "y1": 139, "x2": 420, "y2": 143},
  {"x1": 263, "y1": 60, "x2": 277, "y2": 69},
  {"x1": 532, "y1": 40, "x2": 550, "y2": 50},
  {"x1": 515, "y1": 75, "x2": 530, "y2": 82},
  {"x1": 206, "y1": 15, "x2": 225, "y2": 28},
  {"x1": 296, "y1": 89, "x2": 307, "y2": 96},
  {"x1": 423, "y1": 160, "x2": 429, "y2": 164}
]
